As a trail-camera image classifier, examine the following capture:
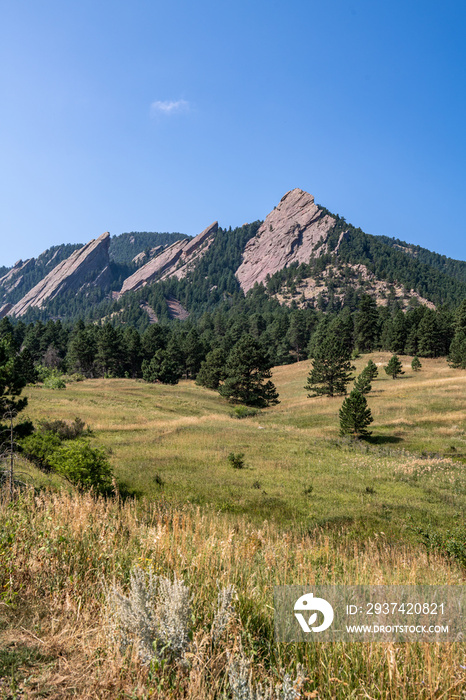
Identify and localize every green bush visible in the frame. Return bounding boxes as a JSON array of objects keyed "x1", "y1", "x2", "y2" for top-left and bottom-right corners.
[
  {"x1": 37, "y1": 366, "x2": 67, "y2": 389},
  {"x1": 19, "y1": 432, "x2": 62, "y2": 471},
  {"x1": 416, "y1": 525, "x2": 466, "y2": 568},
  {"x1": 227, "y1": 452, "x2": 245, "y2": 469},
  {"x1": 230, "y1": 406, "x2": 258, "y2": 419},
  {"x1": 37, "y1": 417, "x2": 91, "y2": 440},
  {"x1": 49, "y1": 441, "x2": 113, "y2": 494}
]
